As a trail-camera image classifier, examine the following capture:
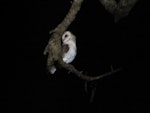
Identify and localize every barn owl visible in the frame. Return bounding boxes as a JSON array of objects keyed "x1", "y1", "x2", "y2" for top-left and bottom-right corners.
[{"x1": 50, "y1": 31, "x2": 77, "y2": 74}]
